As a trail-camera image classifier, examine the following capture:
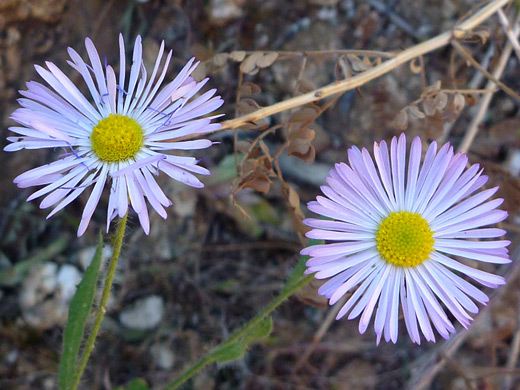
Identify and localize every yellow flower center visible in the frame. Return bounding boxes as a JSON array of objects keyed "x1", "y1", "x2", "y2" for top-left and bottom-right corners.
[
  {"x1": 90, "y1": 114, "x2": 144, "y2": 162},
  {"x1": 376, "y1": 211, "x2": 434, "y2": 267}
]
